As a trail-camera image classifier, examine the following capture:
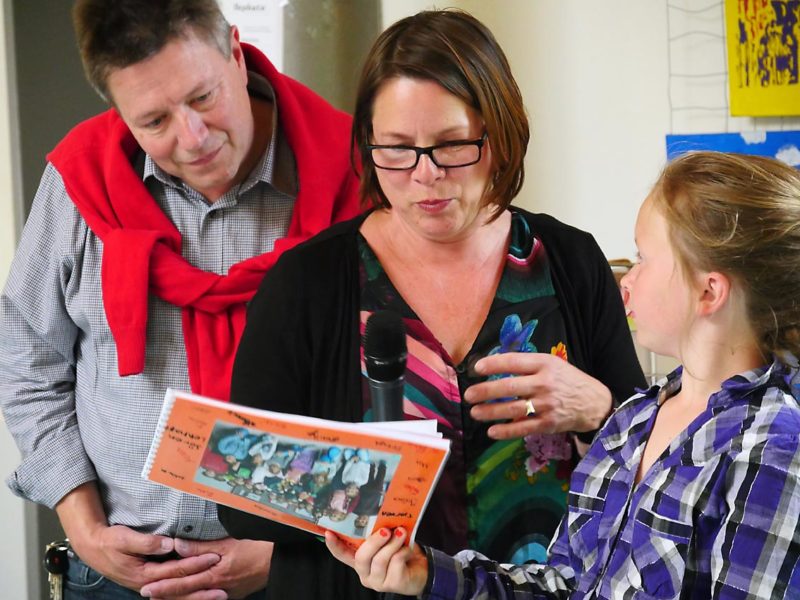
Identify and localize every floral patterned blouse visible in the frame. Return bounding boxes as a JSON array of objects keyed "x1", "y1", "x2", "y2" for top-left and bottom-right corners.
[{"x1": 357, "y1": 210, "x2": 577, "y2": 562}]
